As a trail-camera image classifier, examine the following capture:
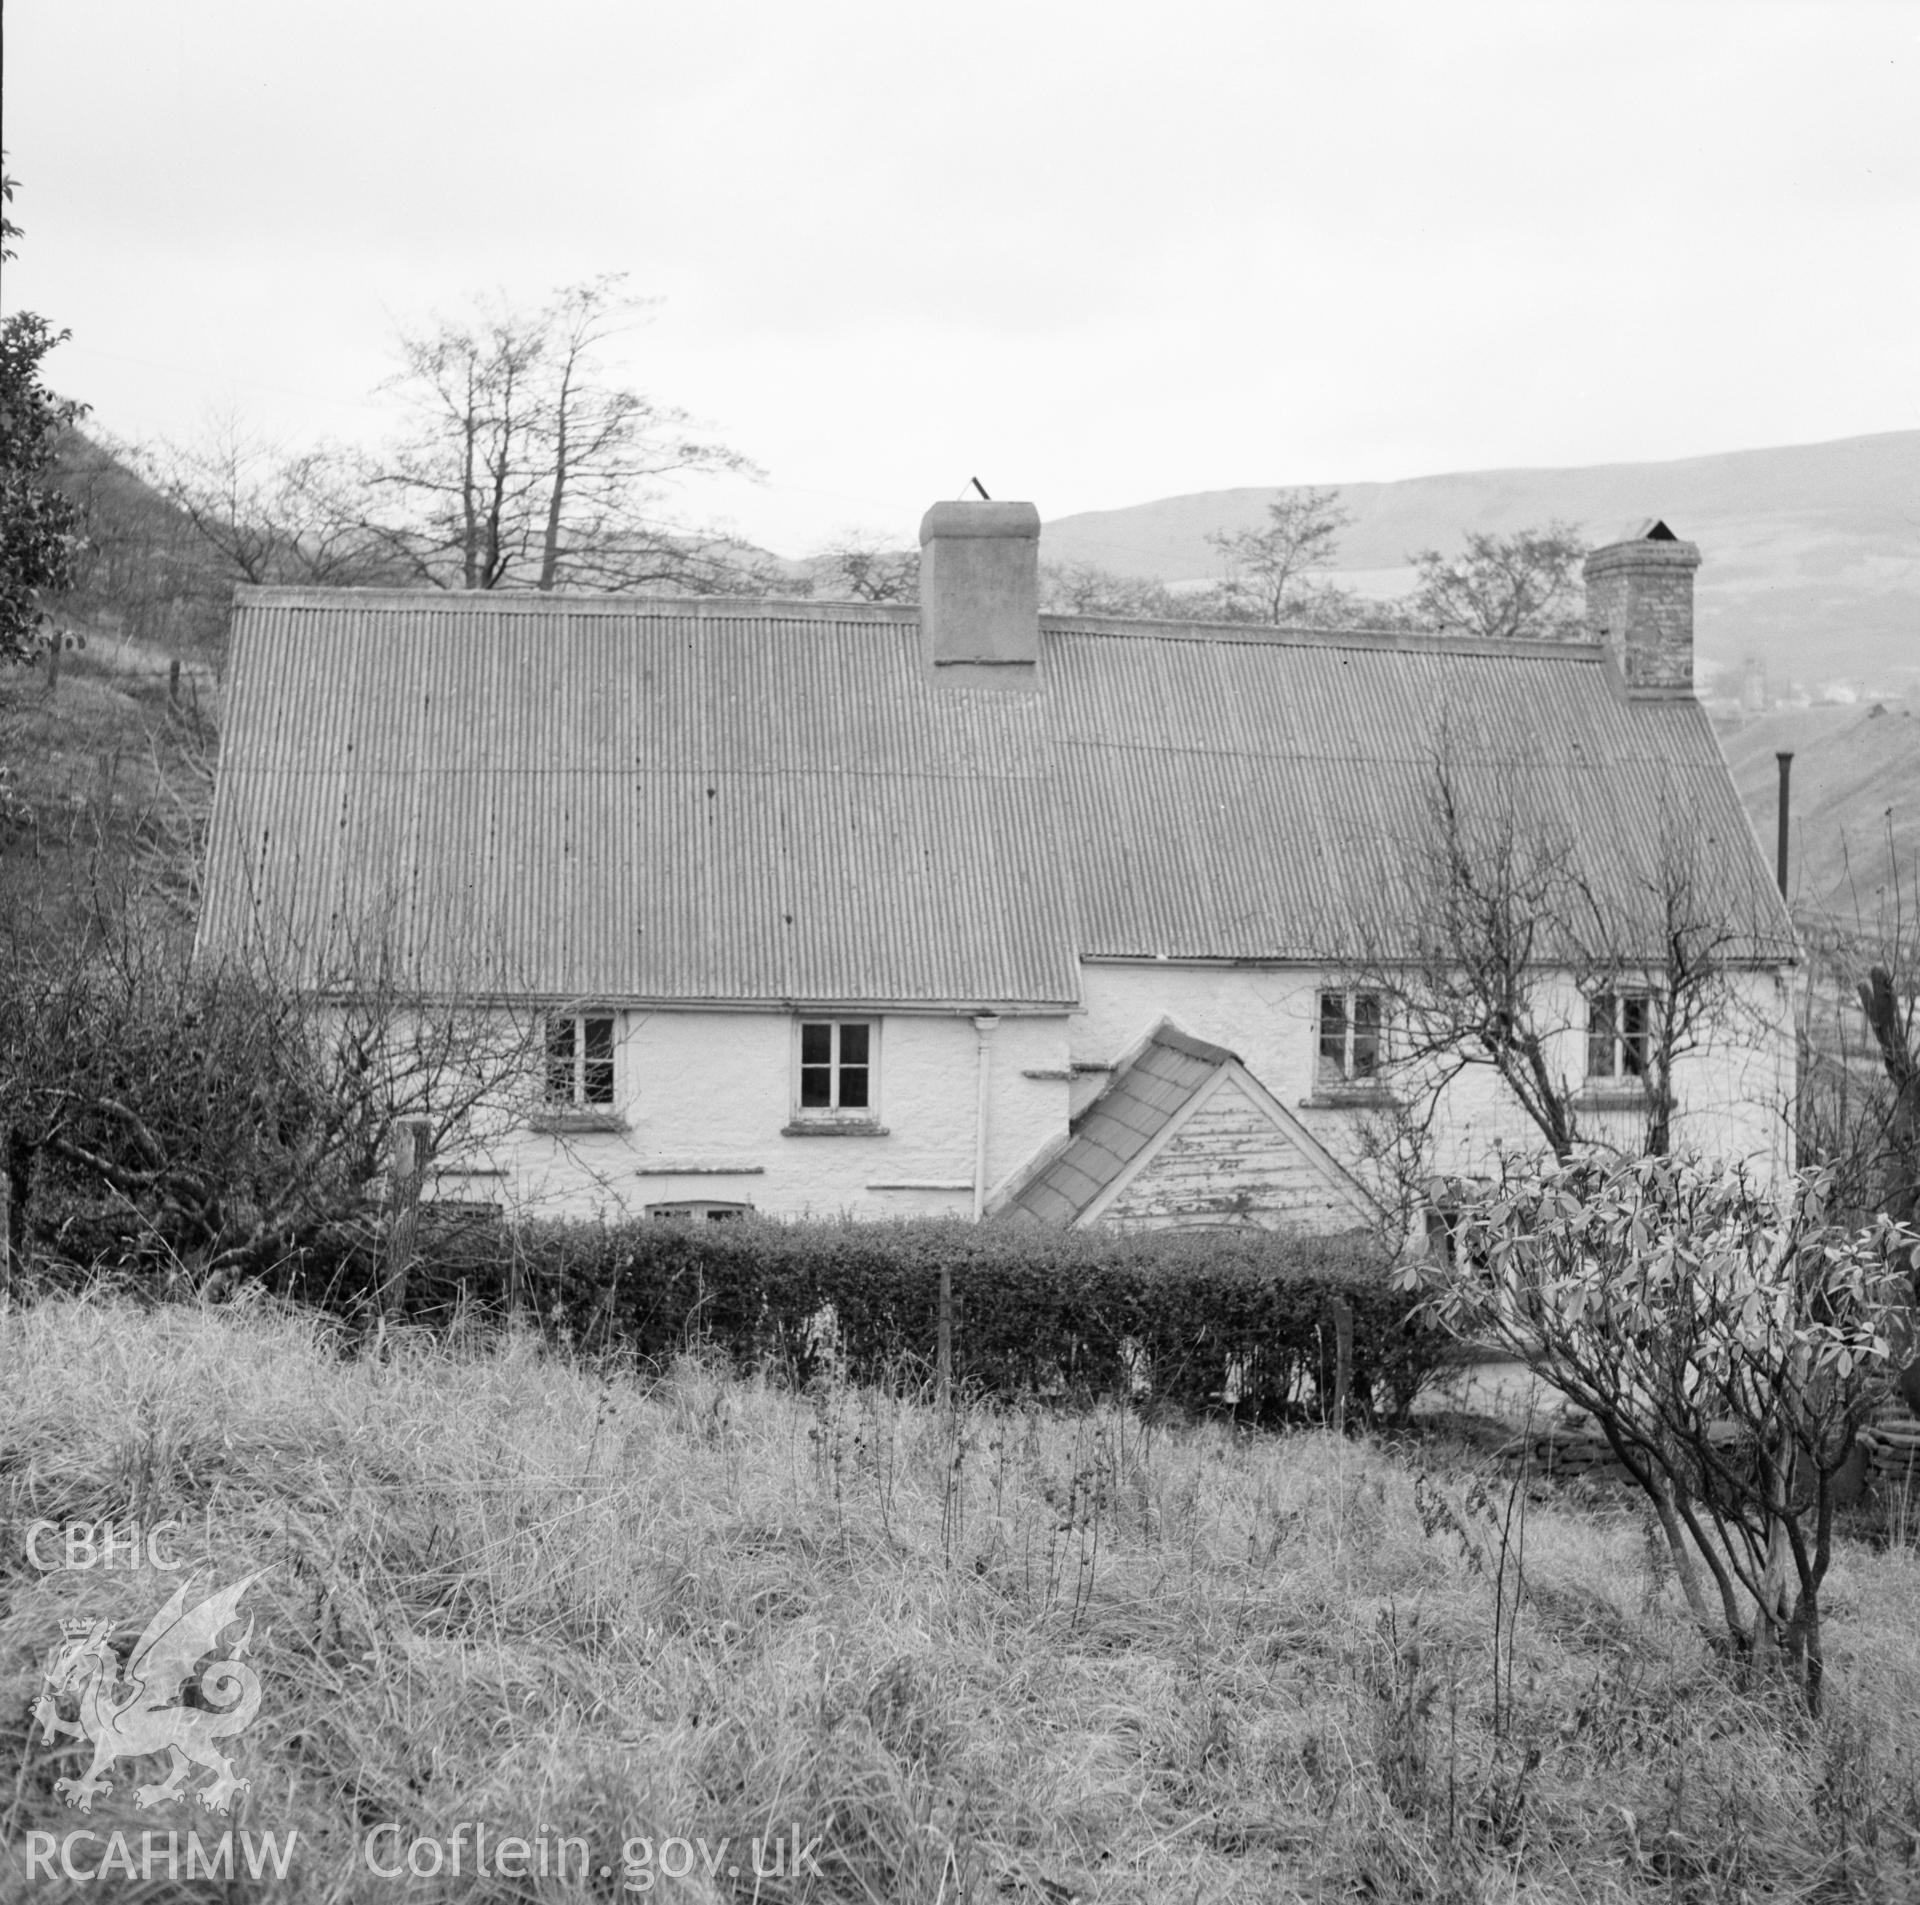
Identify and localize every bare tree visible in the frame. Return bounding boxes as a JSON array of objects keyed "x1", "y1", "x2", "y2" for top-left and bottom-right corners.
[
  {"x1": 1206, "y1": 485, "x2": 1352, "y2": 624},
  {"x1": 1408, "y1": 522, "x2": 1587, "y2": 641},
  {"x1": 1798, "y1": 836, "x2": 1920, "y2": 1230},
  {"x1": 1039, "y1": 559, "x2": 1166, "y2": 617},
  {"x1": 1353, "y1": 718, "x2": 1582, "y2": 1163},
  {"x1": 1353, "y1": 715, "x2": 1758, "y2": 1180},
  {"x1": 1856, "y1": 962, "x2": 1919, "y2": 1225},
  {"x1": 359, "y1": 277, "x2": 758, "y2": 593},
  {"x1": 1563, "y1": 796, "x2": 1767, "y2": 1161},
  {"x1": 137, "y1": 413, "x2": 389, "y2": 590},
  {"x1": 812, "y1": 532, "x2": 917, "y2": 602}
]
